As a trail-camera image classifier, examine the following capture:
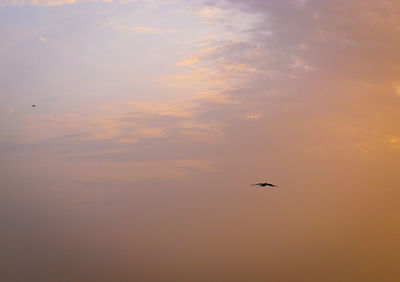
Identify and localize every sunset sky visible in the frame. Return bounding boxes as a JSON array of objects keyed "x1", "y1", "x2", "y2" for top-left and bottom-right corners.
[{"x1": 1, "y1": 0, "x2": 400, "y2": 281}]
